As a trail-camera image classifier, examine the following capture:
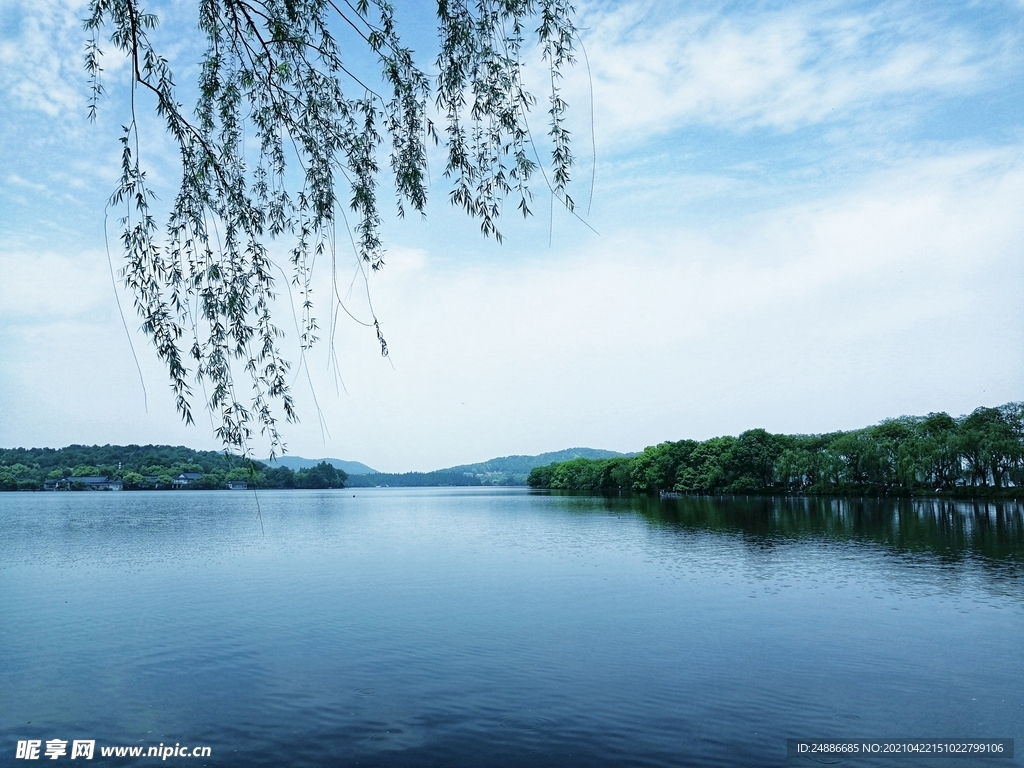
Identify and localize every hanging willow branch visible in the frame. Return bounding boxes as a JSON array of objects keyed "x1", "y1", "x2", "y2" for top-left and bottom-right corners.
[{"x1": 83, "y1": 0, "x2": 576, "y2": 456}]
